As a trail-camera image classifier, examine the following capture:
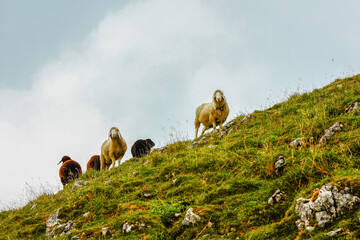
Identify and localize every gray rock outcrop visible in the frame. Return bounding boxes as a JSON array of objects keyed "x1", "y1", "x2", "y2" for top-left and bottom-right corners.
[
  {"x1": 46, "y1": 208, "x2": 76, "y2": 238},
  {"x1": 295, "y1": 183, "x2": 360, "y2": 230}
]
